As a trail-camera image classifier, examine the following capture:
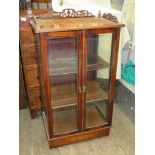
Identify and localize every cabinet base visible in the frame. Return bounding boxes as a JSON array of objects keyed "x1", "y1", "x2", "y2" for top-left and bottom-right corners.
[
  {"x1": 46, "y1": 127, "x2": 110, "y2": 148},
  {"x1": 42, "y1": 112, "x2": 110, "y2": 148}
]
